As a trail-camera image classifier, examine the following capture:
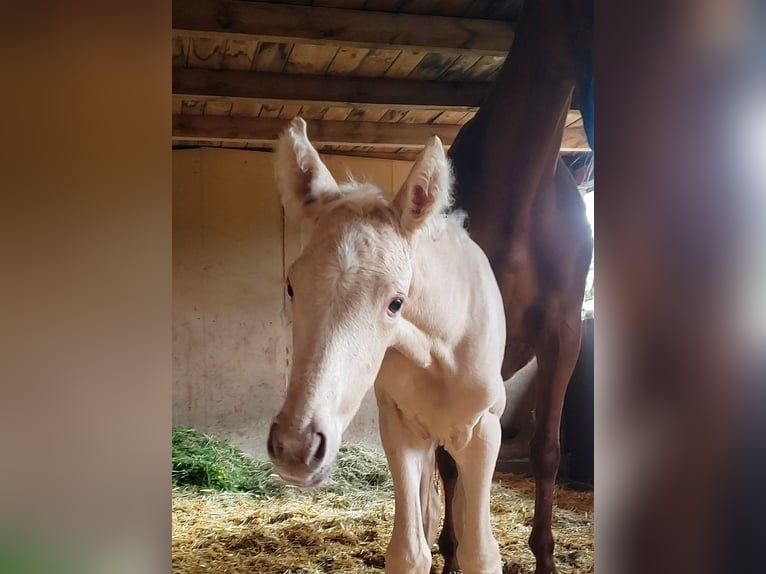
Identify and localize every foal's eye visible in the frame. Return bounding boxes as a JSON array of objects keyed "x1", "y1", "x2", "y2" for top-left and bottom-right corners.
[
  {"x1": 286, "y1": 281, "x2": 294, "y2": 299},
  {"x1": 387, "y1": 298, "x2": 403, "y2": 314}
]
